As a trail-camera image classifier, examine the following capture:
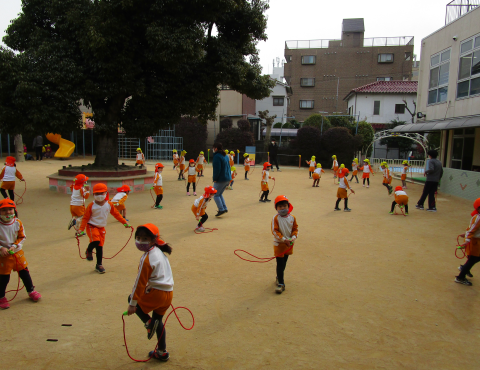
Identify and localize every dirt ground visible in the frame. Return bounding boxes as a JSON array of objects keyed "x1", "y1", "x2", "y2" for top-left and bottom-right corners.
[{"x1": 1, "y1": 157, "x2": 479, "y2": 370}]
